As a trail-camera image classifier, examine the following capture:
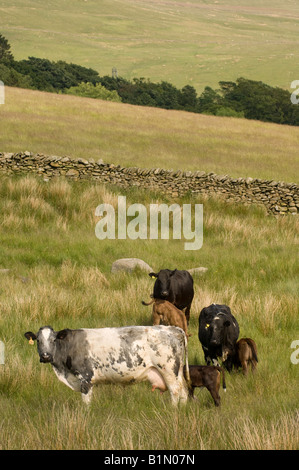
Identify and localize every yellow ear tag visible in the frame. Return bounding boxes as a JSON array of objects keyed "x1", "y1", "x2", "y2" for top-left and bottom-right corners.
[
  {"x1": 151, "y1": 275, "x2": 156, "y2": 279},
  {"x1": 28, "y1": 338, "x2": 34, "y2": 345},
  {"x1": 205, "y1": 324, "x2": 210, "y2": 329}
]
